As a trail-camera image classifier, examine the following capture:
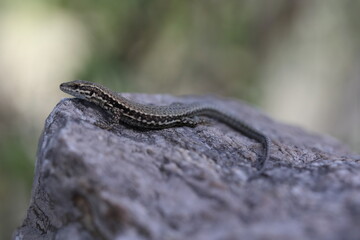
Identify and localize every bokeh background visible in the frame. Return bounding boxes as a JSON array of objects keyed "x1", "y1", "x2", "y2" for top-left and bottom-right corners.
[{"x1": 0, "y1": 1, "x2": 359, "y2": 239}]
